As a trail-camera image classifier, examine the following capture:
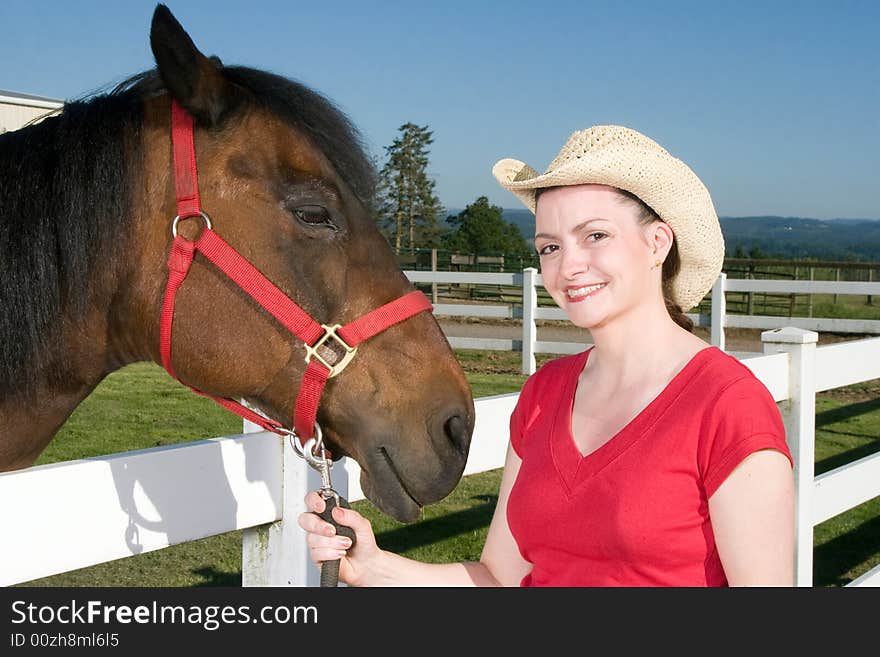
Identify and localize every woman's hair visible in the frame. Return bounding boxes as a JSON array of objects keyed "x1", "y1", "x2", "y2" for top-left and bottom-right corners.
[{"x1": 535, "y1": 186, "x2": 694, "y2": 332}]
